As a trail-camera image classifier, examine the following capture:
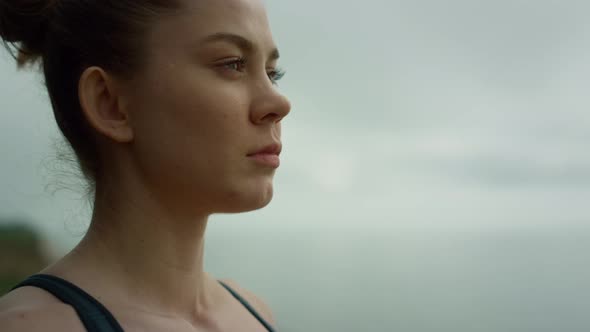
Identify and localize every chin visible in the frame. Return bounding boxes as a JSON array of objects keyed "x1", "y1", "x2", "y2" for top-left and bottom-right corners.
[{"x1": 218, "y1": 183, "x2": 274, "y2": 214}]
